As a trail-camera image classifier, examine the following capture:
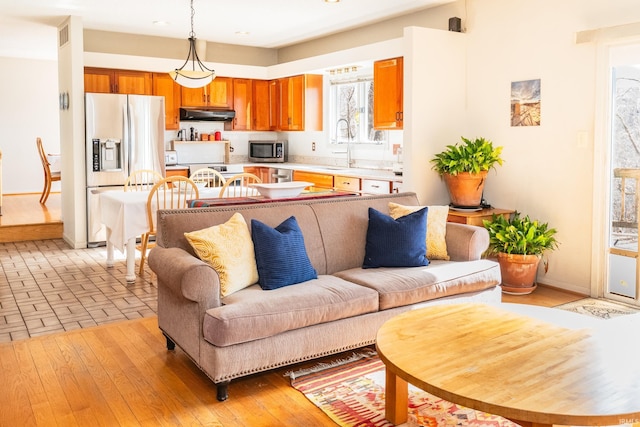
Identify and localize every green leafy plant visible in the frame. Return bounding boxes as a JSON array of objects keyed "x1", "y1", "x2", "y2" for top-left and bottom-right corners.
[
  {"x1": 431, "y1": 136, "x2": 504, "y2": 176},
  {"x1": 483, "y1": 212, "x2": 559, "y2": 256}
]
